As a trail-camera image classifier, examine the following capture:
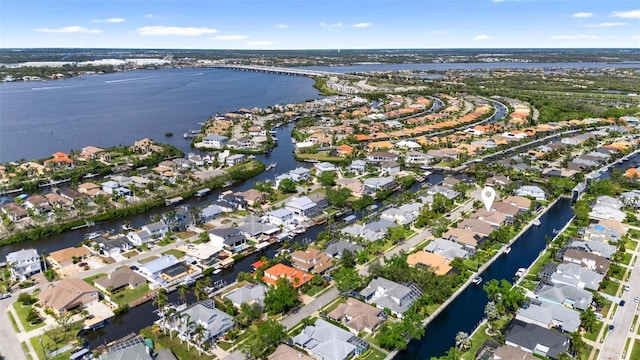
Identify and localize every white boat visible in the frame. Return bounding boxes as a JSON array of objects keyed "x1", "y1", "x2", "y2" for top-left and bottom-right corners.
[
  {"x1": 212, "y1": 269, "x2": 222, "y2": 275},
  {"x1": 472, "y1": 277, "x2": 483, "y2": 285},
  {"x1": 515, "y1": 268, "x2": 526, "y2": 278},
  {"x1": 532, "y1": 219, "x2": 541, "y2": 226},
  {"x1": 503, "y1": 246, "x2": 511, "y2": 255}
]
